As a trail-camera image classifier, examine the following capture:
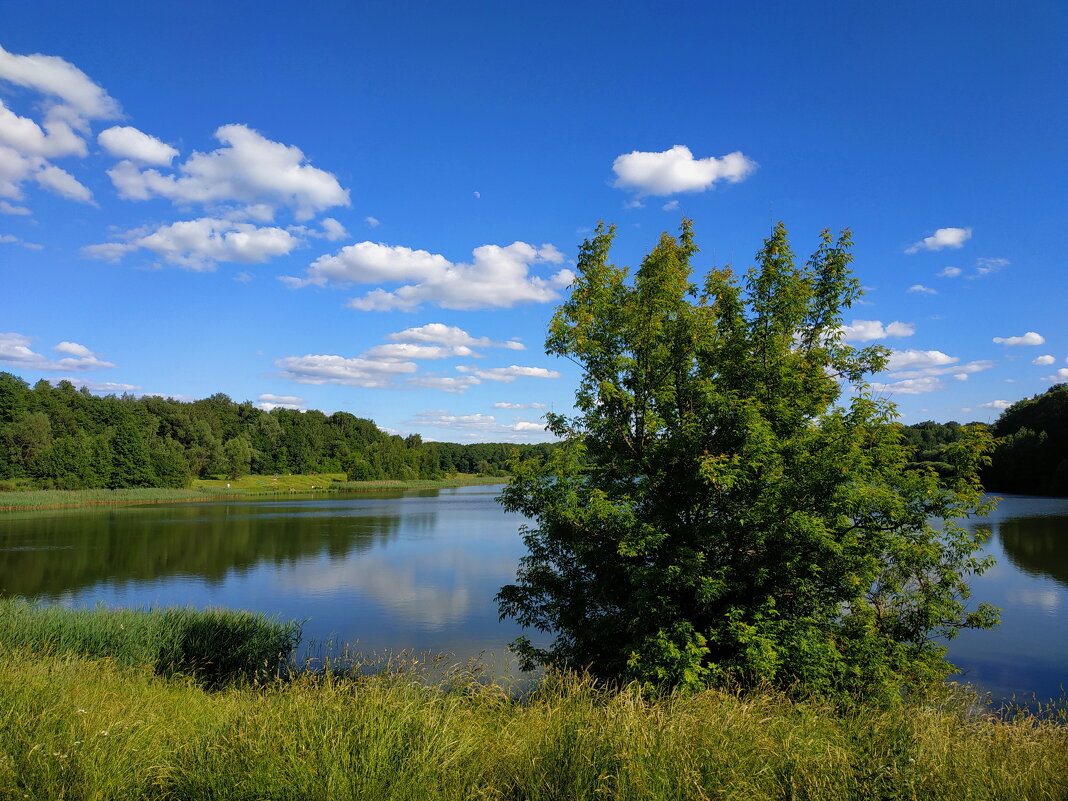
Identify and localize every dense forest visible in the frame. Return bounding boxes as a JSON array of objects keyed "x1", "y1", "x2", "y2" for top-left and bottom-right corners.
[
  {"x1": 901, "y1": 384, "x2": 1068, "y2": 497},
  {"x1": 4, "y1": 371, "x2": 1067, "y2": 495},
  {"x1": 0, "y1": 372, "x2": 554, "y2": 489}
]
